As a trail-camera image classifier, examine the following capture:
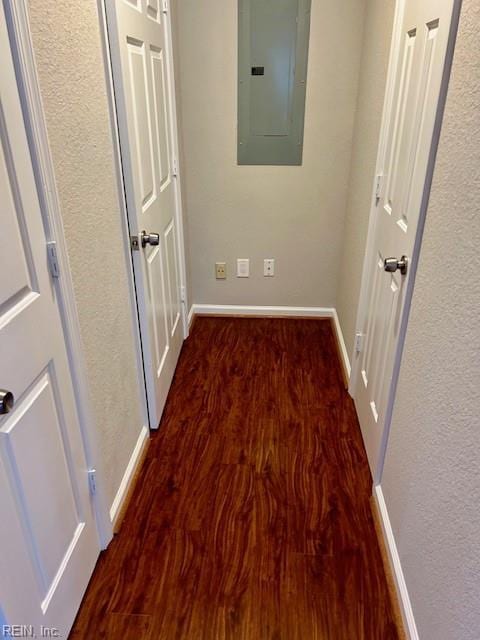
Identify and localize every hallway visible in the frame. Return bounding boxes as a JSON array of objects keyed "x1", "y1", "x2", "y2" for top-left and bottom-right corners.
[{"x1": 71, "y1": 317, "x2": 400, "y2": 639}]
